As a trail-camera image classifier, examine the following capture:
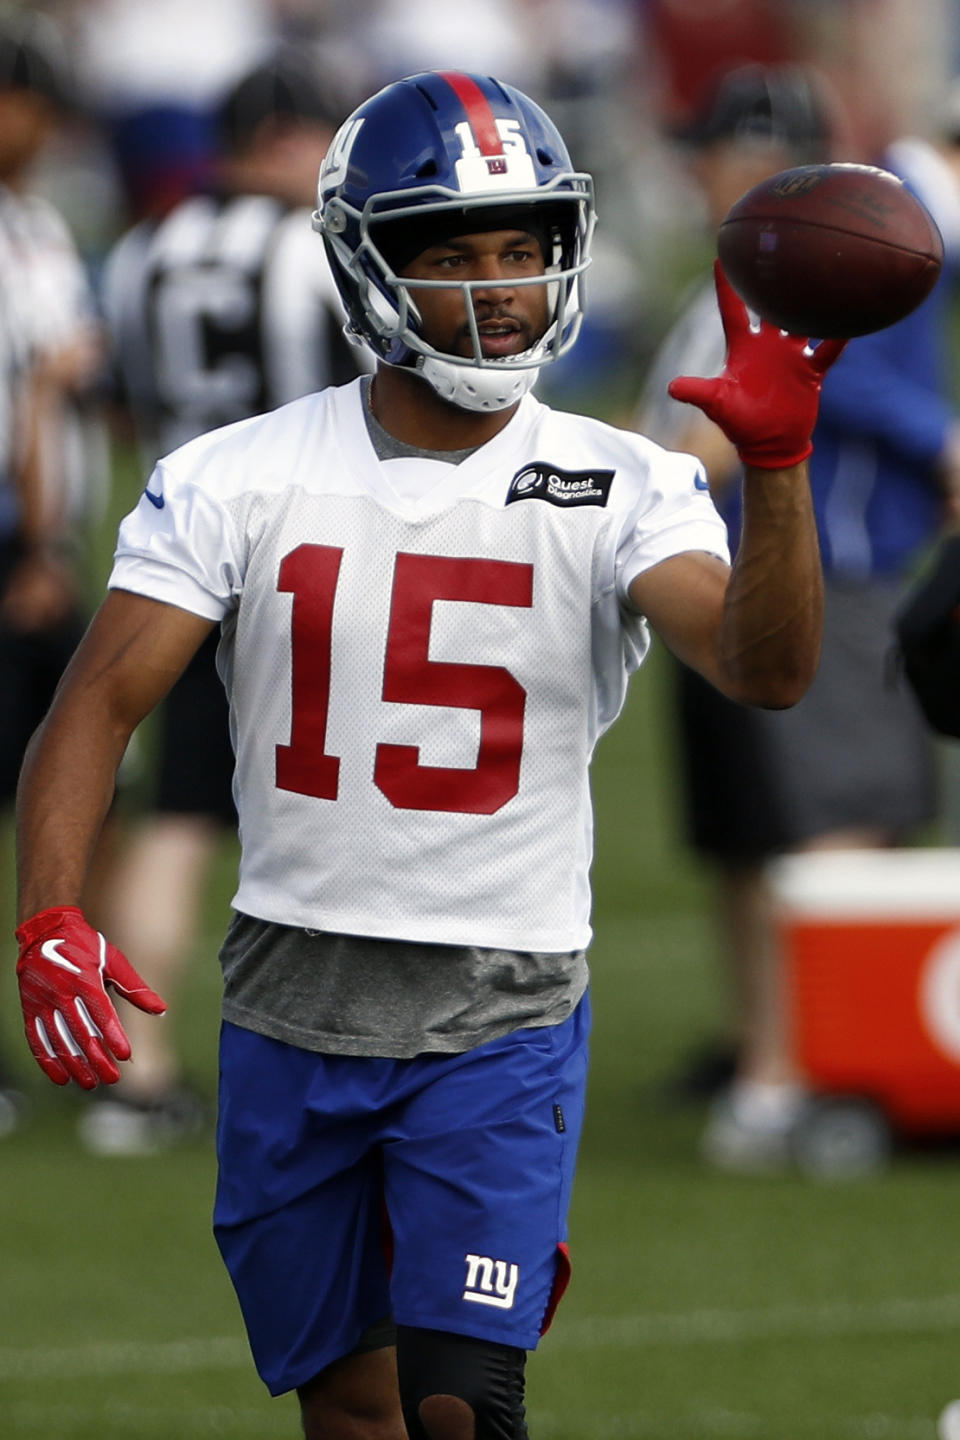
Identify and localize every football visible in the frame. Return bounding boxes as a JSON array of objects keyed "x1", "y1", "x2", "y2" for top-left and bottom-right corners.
[{"x1": 717, "y1": 162, "x2": 944, "y2": 338}]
